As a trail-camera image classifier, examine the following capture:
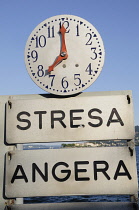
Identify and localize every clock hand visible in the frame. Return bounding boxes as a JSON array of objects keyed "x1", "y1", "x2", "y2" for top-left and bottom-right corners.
[
  {"x1": 48, "y1": 24, "x2": 68, "y2": 73},
  {"x1": 48, "y1": 54, "x2": 67, "y2": 72},
  {"x1": 59, "y1": 24, "x2": 68, "y2": 57}
]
